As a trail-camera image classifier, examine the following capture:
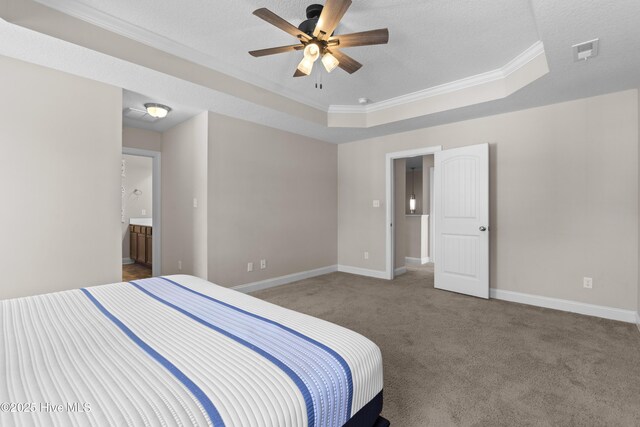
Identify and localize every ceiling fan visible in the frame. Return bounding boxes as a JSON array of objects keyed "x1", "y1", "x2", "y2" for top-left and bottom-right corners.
[{"x1": 249, "y1": 0, "x2": 389, "y2": 77}]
